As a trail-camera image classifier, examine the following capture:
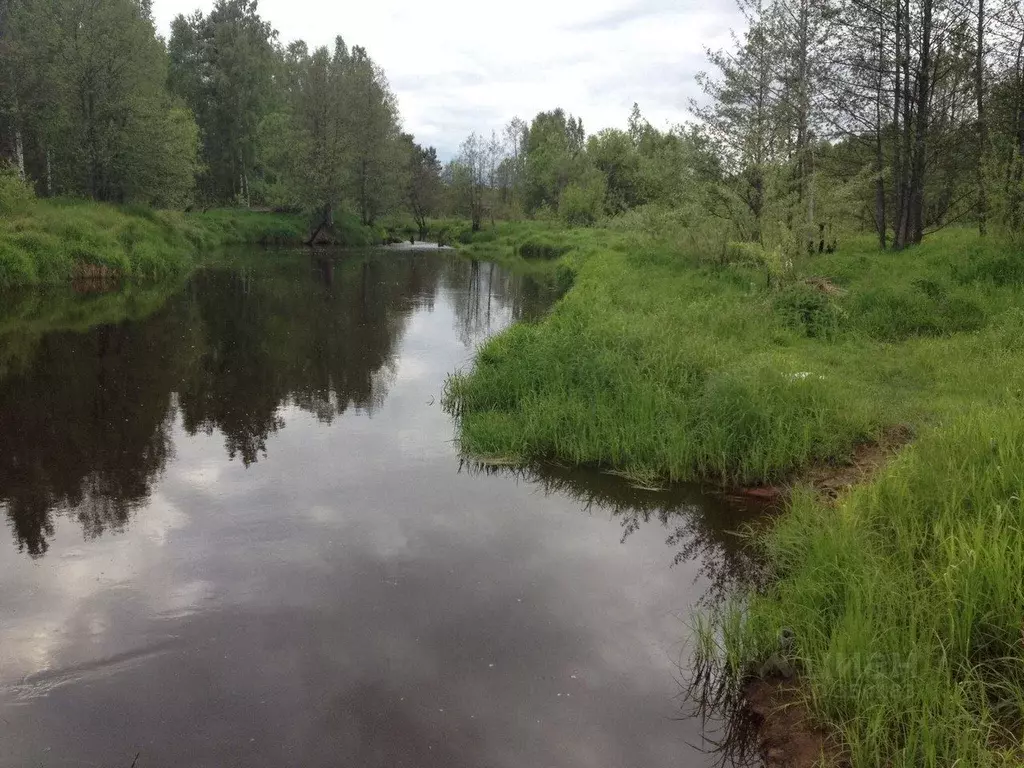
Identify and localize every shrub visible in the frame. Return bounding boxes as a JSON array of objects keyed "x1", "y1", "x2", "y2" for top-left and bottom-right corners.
[
  {"x1": 774, "y1": 283, "x2": 846, "y2": 339},
  {"x1": 559, "y1": 171, "x2": 606, "y2": 227},
  {"x1": 0, "y1": 166, "x2": 35, "y2": 215},
  {"x1": 516, "y1": 238, "x2": 573, "y2": 261}
]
